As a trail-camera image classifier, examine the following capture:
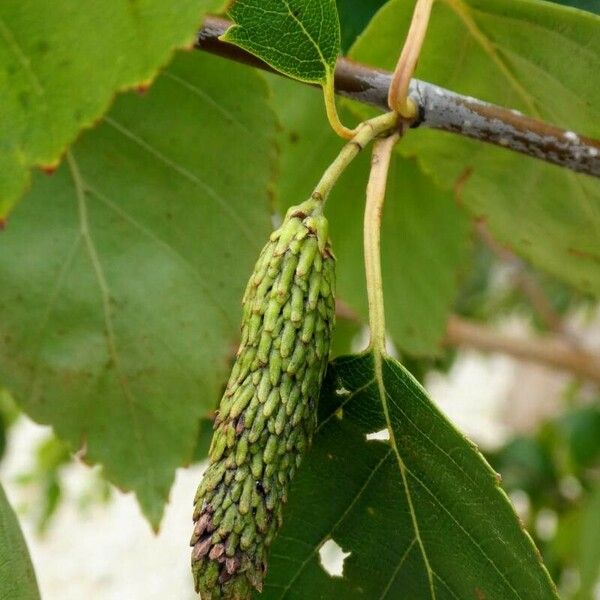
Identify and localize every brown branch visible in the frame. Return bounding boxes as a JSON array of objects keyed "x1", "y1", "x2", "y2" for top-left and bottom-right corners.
[
  {"x1": 444, "y1": 315, "x2": 600, "y2": 385},
  {"x1": 197, "y1": 16, "x2": 600, "y2": 178},
  {"x1": 333, "y1": 298, "x2": 600, "y2": 384}
]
